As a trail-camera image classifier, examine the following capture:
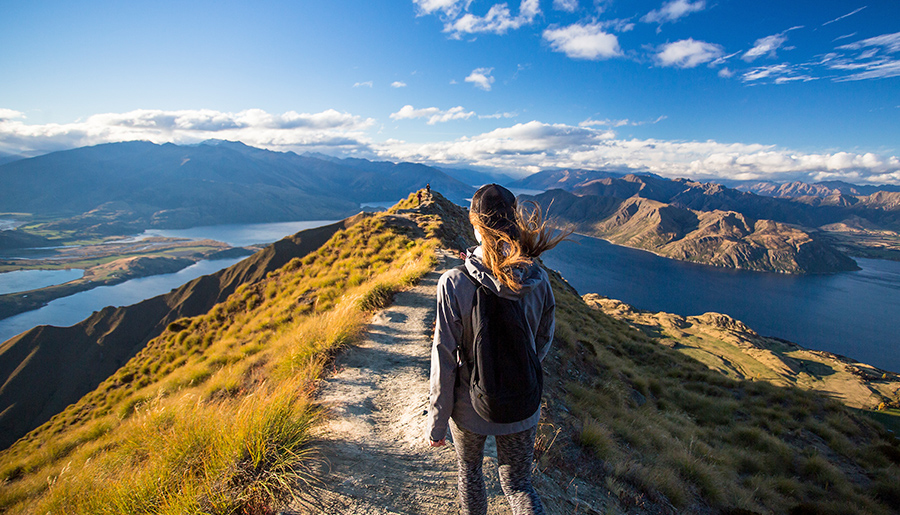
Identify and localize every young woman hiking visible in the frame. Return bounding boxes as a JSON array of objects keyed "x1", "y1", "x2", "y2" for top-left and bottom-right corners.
[{"x1": 427, "y1": 184, "x2": 570, "y2": 515}]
